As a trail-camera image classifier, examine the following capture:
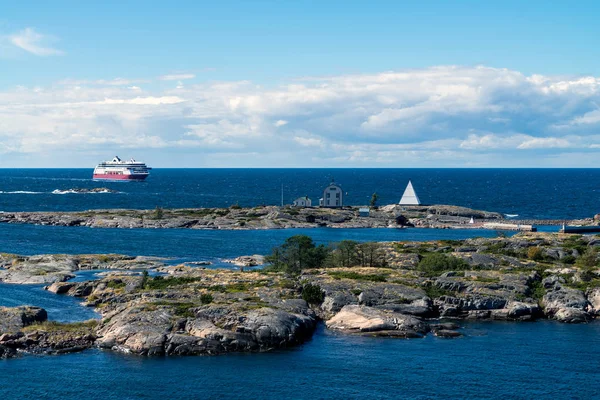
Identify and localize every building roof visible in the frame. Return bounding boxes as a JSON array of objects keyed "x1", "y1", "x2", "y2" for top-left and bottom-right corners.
[{"x1": 399, "y1": 180, "x2": 421, "y2": 205}]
